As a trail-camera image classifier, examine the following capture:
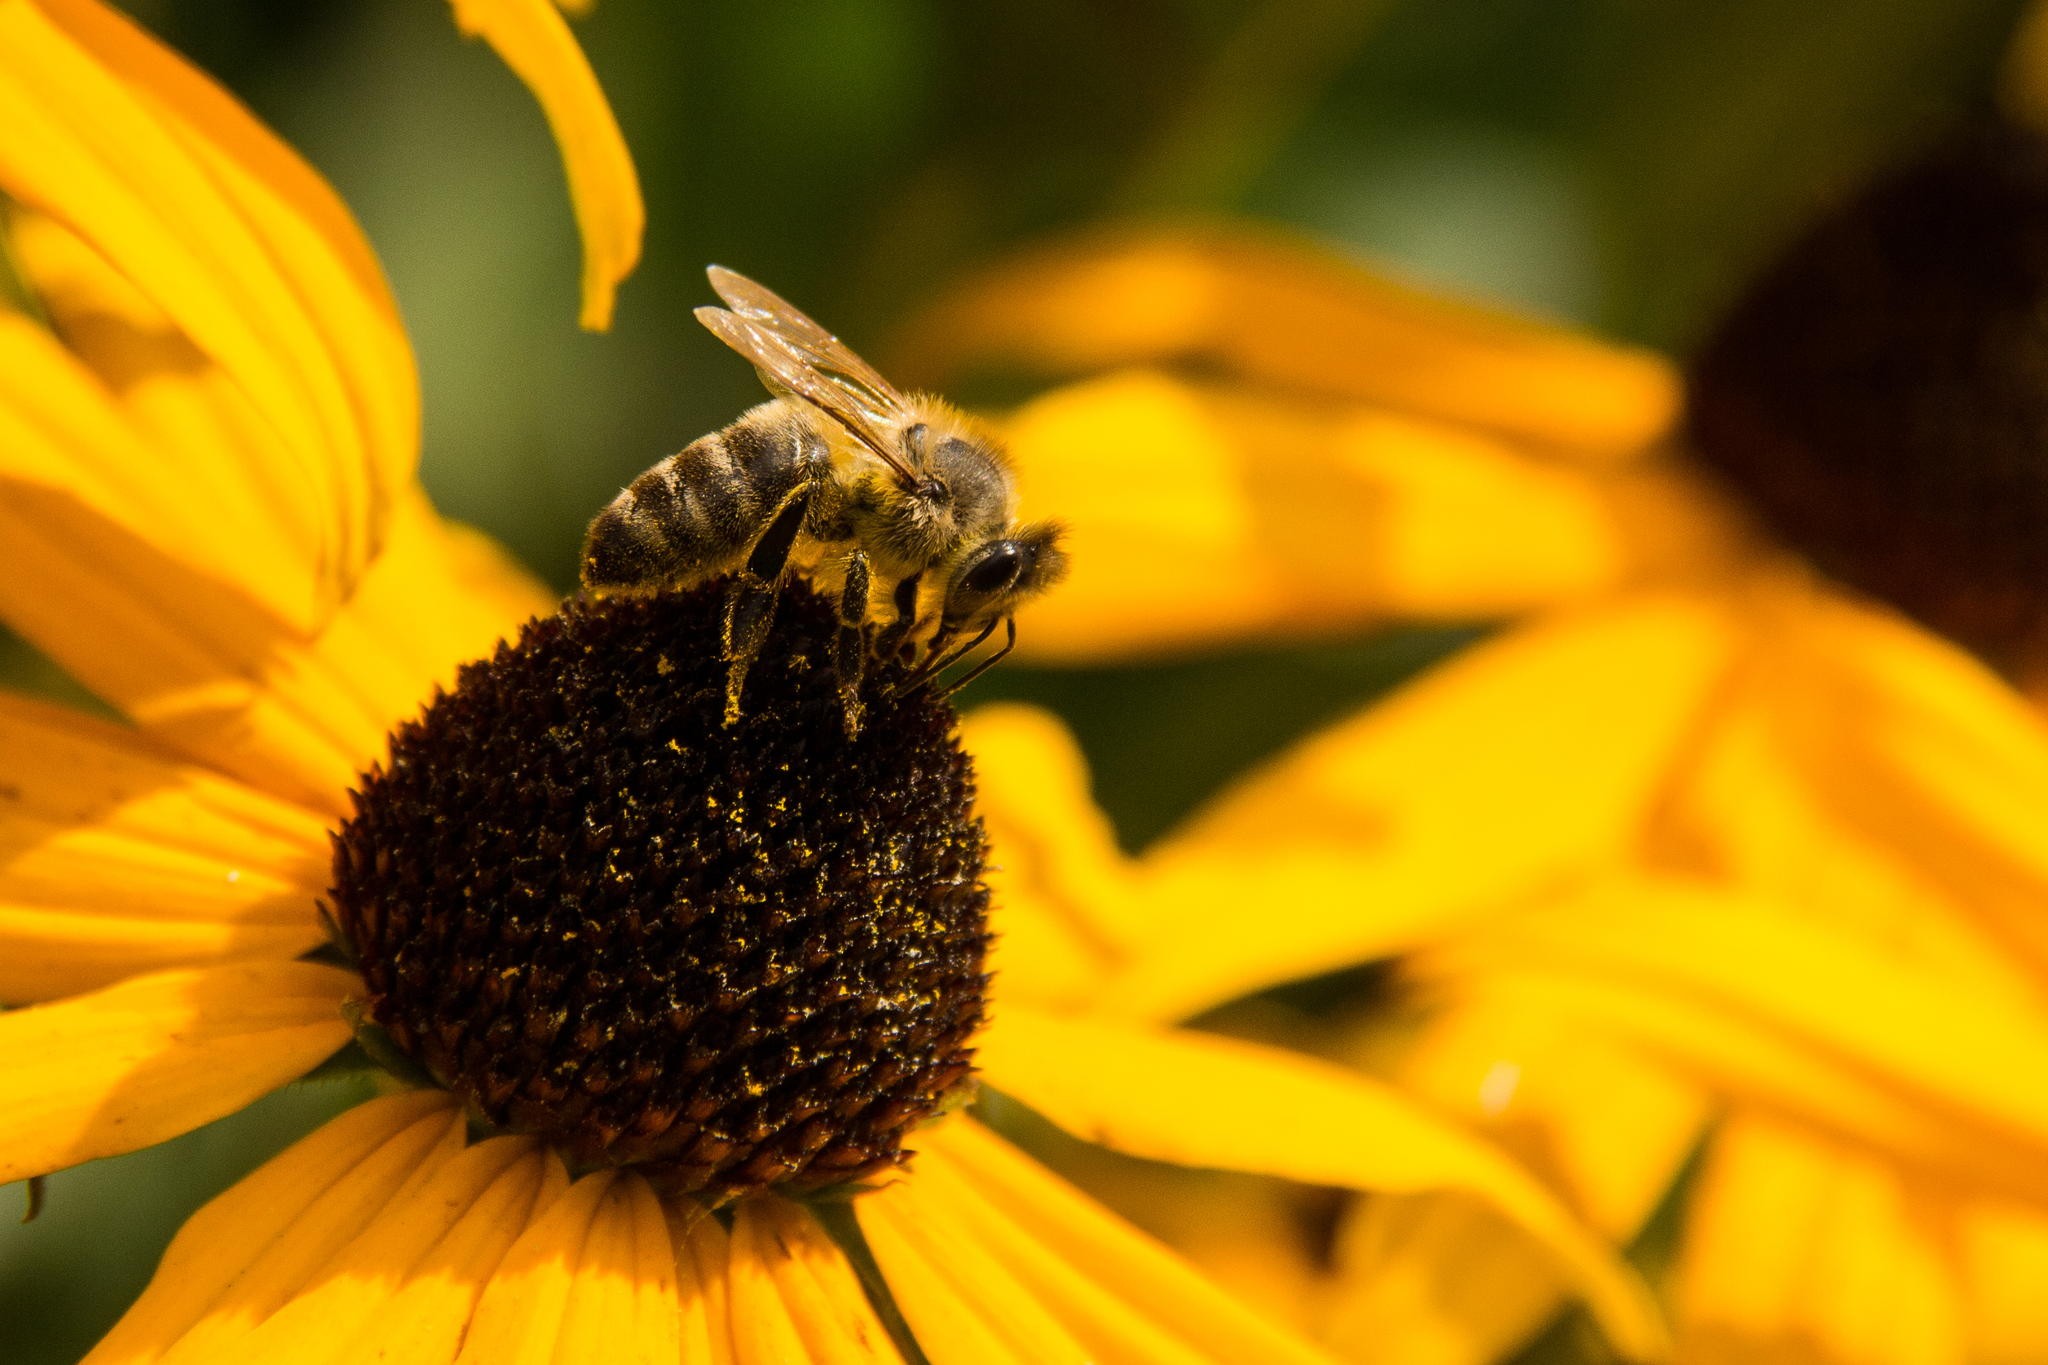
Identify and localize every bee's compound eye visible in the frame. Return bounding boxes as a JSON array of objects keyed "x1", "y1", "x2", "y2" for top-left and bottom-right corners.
[{"x1": 958, "y1": 542, "x2": 1026, "y2": 598}]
